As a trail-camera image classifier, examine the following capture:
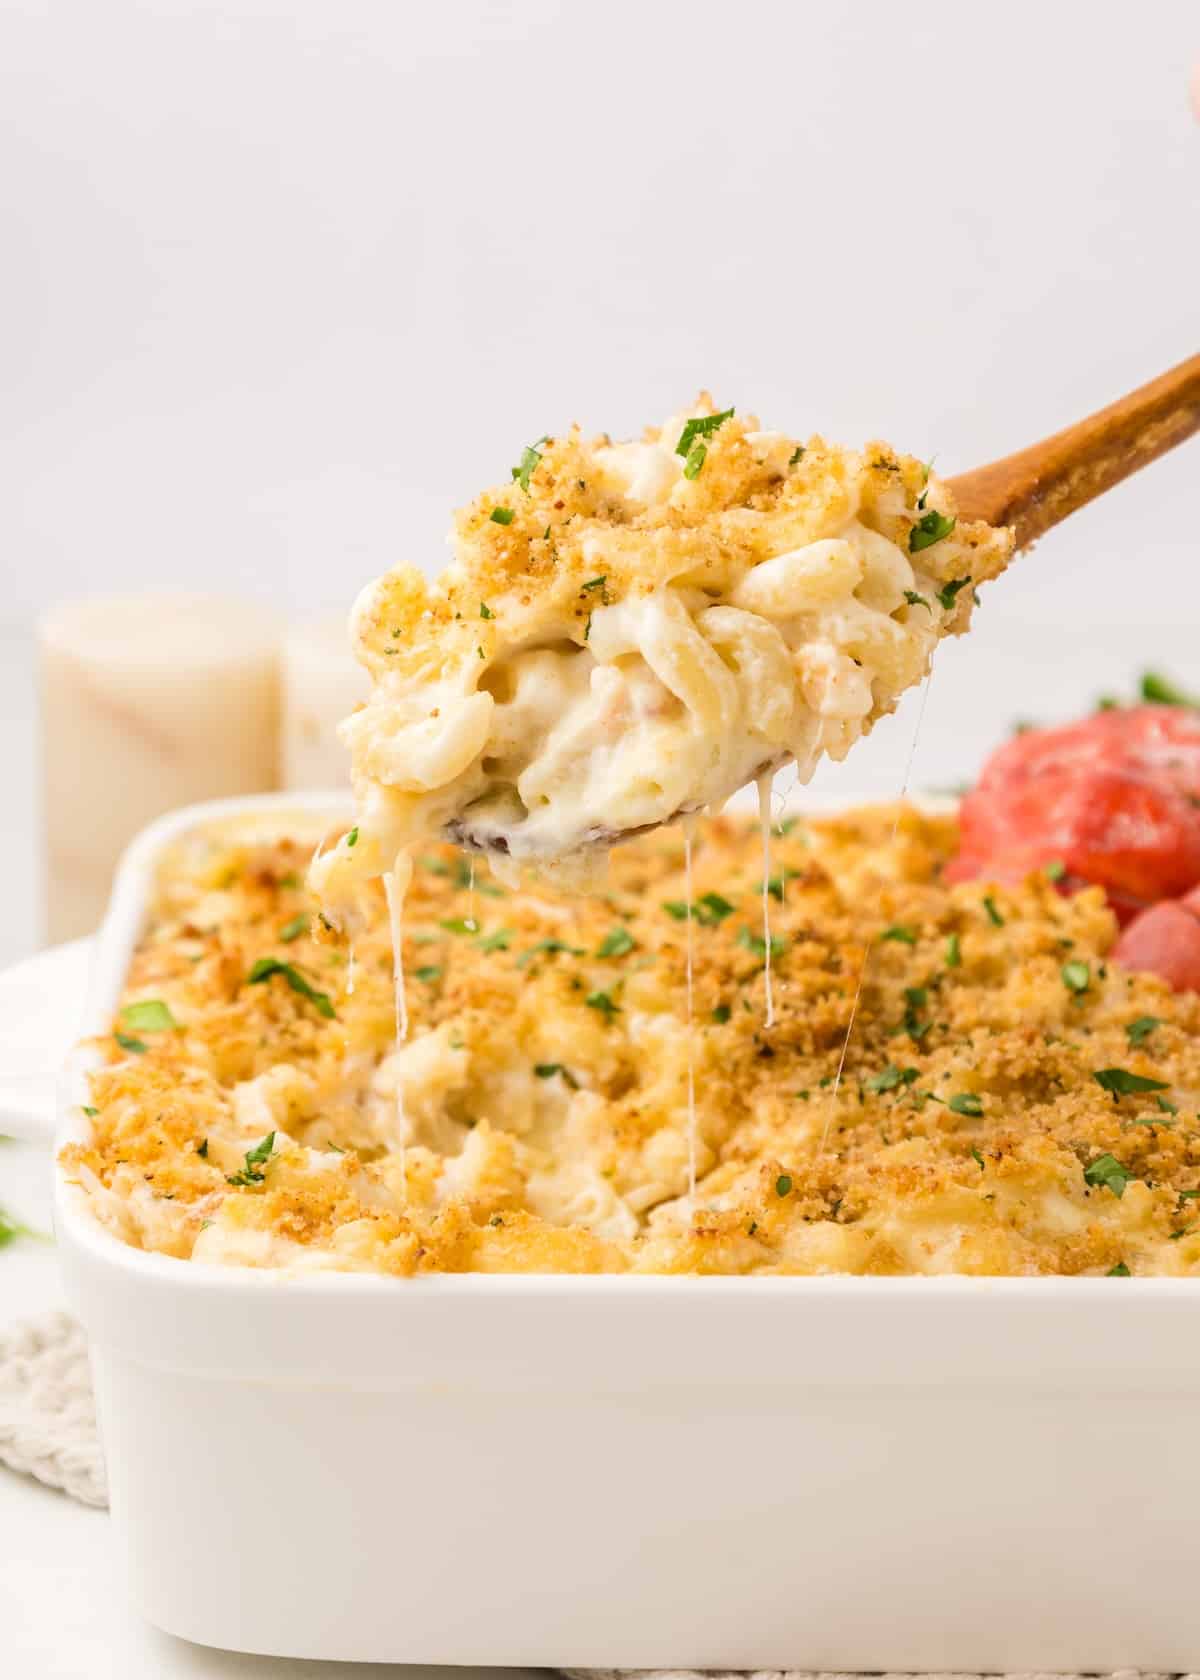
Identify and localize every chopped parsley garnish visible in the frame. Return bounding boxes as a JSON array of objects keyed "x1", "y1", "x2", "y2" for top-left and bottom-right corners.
[
  {"x1": 910, "y1": 511, "x2": 957, "y2": 554},
  {"x1": 479, "y1": 602, "x2": 493, "y2": 619},
  {"x1": 81, "y1": 1105, "x2": 98, "y2": 1118},
  {"x1": 475, "y1": 928, "x2": 512, "y2": 952},
  {"x1": 517, "y1": 938, "x2": 584, "y2": 967},
  {"x1": 880, "y1": 924, "x2": 917, "y2": 944},
  {"x1": 775, "y1": 1173, "x2": 792, "y2": 1197},
  {"x1": 981, "y1": 895, "x2": 1004, "y2": 927},
  {"x1": 675, "y1": 408, "x2": 734, "y2": 460},
  {"x1": 903, "y1": 589, "x2": 930, "y2": 611},
  {"x1": 1107, "y1": 1261, "x2": 1131, "y2": 1276},
  {"x1": 682, "y1": 442, "x2": 708, "y2": 480},
  {"x1": 1083, "y1": 1153, "x2": 1133, "y2": 1197},
  {"x1": 489, "y1": 506, "x2": 514, "y2": 525},
  {"x1": 227, "y1": 1132, "x2": 275, "y2": 1188},
  {"x1": 246, "y1": 958, "x2": 336, "y2": 1019},
  {"x1": 1141, "y1": 670, "x2": 1200, "y2": 708},
  {"x1": 422, "y1": 856, "x2": 452, "y2": 876},
  {"x1": 865, "y1": 1064, "x2": 919, "y2": 1094},
  {"x1": 114, "y1": 1031, "x2": 148, "y2": 1054},
  {"x1": 597, "y1": 927, "x2": 636, "y2": 958},
  {"x1": 439, "y1": 916, "x2": 480, "y2": 935},
  {"x1": 712, "y1": 1004, "x2": 731, "y2": 1024},
  {"x1": 1045, "y1": 860, "x2": 1067, "y2": 882},
  {"x1": 1126, "y1": 1015, "x2": 1163, "y2": 1047},
  {"x1": 511, "y1": 435, "x2": 549, "y2": 494},
  {"x1": 197, "y1": 1138, "x2": 209, "y2": 1158},
  {"x1": 949, "y1": 1092, "x2": 984, "y2": 1116},
  {"x1": 581, "y1": 575, "x2": 607, "y2": 592},
  {"x1": 945, "y1": 932, "x2": 962, "y2": 968},
  {"x1": 279, "y1": 913, "x2": 309, "y2": 943},
  {"x1": 414, "y1": 965, "x2": 443, "y2": 983},
  {"x1": 534, "y1": 1063, "x2": 578, "y2": 1088},
  {"x1": 738, "y1": 926, "x2": 787, "y2": 960},
  {"x1": 120, "y1": 999, "x2": 178, "y2": 1033},
  {"x1": 585, "y1": 989, "x2": 620, "y2": 1018},
  {"x1": 766, "y1": 868, "x2": 801, "y2": 902},
  {"x1": 346, "y1": 827, "x2": 359, "y2": 847},
  {"x1": 1093, "y1": 1067, "x2": 1170, "y2": 1100},
  {"x1": 788, "y1": 445, "x2": 804, "y2": 466},
  {"x1": 0, "y1": 1204, "x2": 43, "y2": 1249},
  {"x1": 1061, "y1": 960, "x2": 1091, "y2": 994},
  {"x1": 970, "y1": 1147, "x2": 985, "y2": 1170},
  {"x1": 1156, "y1": 1093, "x2": 1179, "y2": 1115},
  {"x1": 935, "y1": 574, "x2": 970, "y2": 608},
  {"x1": 663, "y1": 893, "x2": 735, "y2": 926}
]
